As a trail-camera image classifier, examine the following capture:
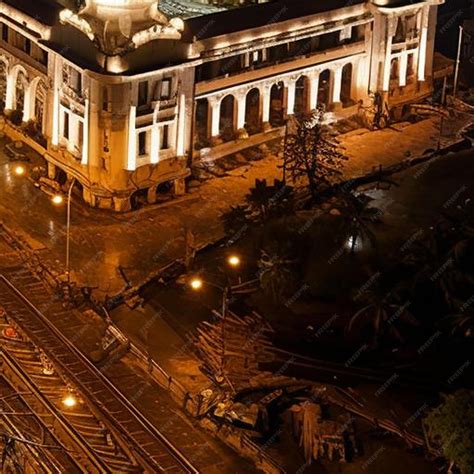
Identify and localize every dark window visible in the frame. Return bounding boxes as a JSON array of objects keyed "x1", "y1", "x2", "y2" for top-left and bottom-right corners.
[
  {"x1": 63, "y1": 112, "x2": 69, "y2": 140},
  {"x1": 161, "y1": 125, "x2": 169, "y2": 149},
  {"x1": 69, "y1": 68, "x2": 82, "y2": 94},
  {"x1": 319, "y1": 32, "x2": 340, "y2": 50},
  {"x1": 138, "y1": 81, "x2": 148, "y2": 107},
  {"x1": 138, "y1": 131, "x2": 147, "y2": 156},
  {"x1": 78, "y1": 120, "x2": 84, "y2": 151},
  {"x1": 102, "y1": 86, "x2": 109, "y2": 111},
  {"x1": 2, "y1": 25, "x2": 8, "y2": 43}
]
